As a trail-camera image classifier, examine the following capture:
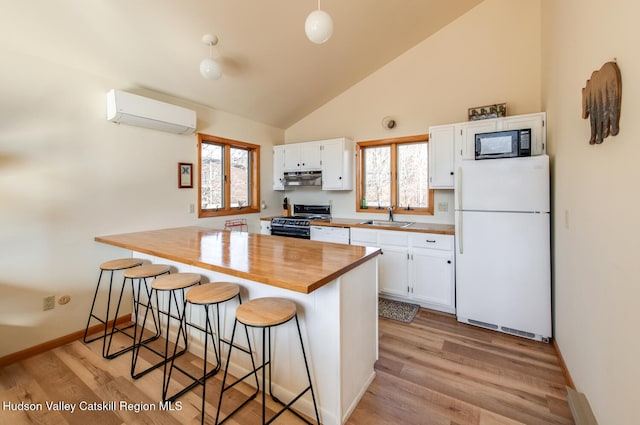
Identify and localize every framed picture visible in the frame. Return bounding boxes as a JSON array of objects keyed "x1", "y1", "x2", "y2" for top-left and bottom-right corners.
[
  {"x1": 178, "y1": 162, "x2": 193, "y2": 188},
  {"x1": 468, "y1": 103, "x2": 507, "y2": 121}
]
